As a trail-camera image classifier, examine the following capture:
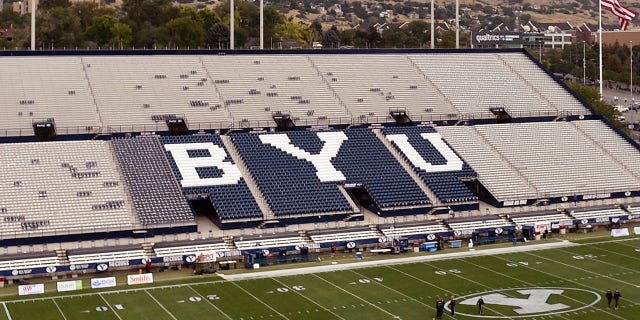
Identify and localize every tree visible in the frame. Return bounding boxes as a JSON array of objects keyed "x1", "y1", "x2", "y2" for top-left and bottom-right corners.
[
  {"x1": 566, "y1": 81, "x2": 626, "y2": 129},
  {"x1": 273, "y1": 16, "x2": 309, "y2": 47},
  {"x1": 134, "y1": 21, "x2": 171, "y2": 48},
  {"x1": 85, "y1": 15, "x2": 118, "y2": 46},
  {"x1": 121, "y1": 0, "x2": 178, "y2": 30},
  {"x1": 111, "y1": 22, "x2": 133, "y2": 48},
  {"x1": 166, "y1": 16, "x2": 206, "y2": 48},
  {"x1": 321, "y1": 28, "x2": 340, "y2": 48},
  {"x1": 207, "y1": 22, "x2": 230, "y2": 49},
  {"x1": 37, "y1": 6, "x2": 83, "y2": 49},
  {"x1": 382, "y1": 28, "x2": 408, "y2": 48}
]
